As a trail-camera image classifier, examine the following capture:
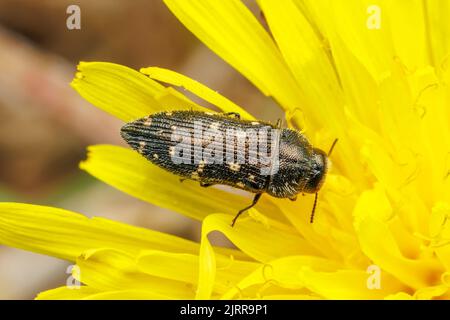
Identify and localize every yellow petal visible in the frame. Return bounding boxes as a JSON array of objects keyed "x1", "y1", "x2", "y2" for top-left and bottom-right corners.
[
  {"x1": 429, "y1": 202, "x2": 450, "y2": 271},
  {"x1": 75, "y1": 248, "x2": 195, "y2": 299},
  {"x1": 356, "y1": 216, "x2": 444, "y2": 289},
  {"x1": 308, "y1": 0, "x2": 394, "y2": 81},
  {"x1": 385, "y1": 0, "x2": 429, "y2": 70},
  {"x1": 163, "y1": 0, "x2": 305, "y2": 124},
  {"x1": 137, "y1": 250, "x2": 198, "y2": 285},
  {"x1": 138, "y1": 249, "x2": 259, "y2": 298},
  {"x1": 353, "y1": 184, "x2": 393, "y2": 228},
  {"x1": 0, "y1": 202, "x2": 199, "y2": 261},
  {"x1": 82, "y1": 290, "x2": 172, "y2": 300},
  {"x1": 197, "y1": 220, "x2": 216, "y2": 299},
  {"x1": 71, "y1": 62, "x2": 202, "y2": 122},
  {"x1": 80, "y1": 144, "x2": 288, "y2": 223},
  {"x1": 260, "y1": 294, "x2": 321, "y2": 300},
  {"x1": 257, "y1": 0, "x2": 343, "y2": 131},
  {"x1": 272, "y1": 195, "x2": 353, "y2": 263},
  {"x1": 205, "y1": 213, "x2": 317, "y2": 262},
  {"x1": 196, "y1": 212, "x2": 319, "y2": 299},
  {"x1": 292, "y1": 0, "x2": 327, "y2": 38},
  {"x1": 424, "y1": 0, "x2": 450, "y2": 69},
  {"x1": 297, "y1": 268, "x2": 406, "y2": 299},
  {"x1": 141, "y1": 67, "x2": 254, "y2": 120},
  {"x1": 214, "y1": 255, "x2": 260, "y2": 296},
  {"x1": 36, "y1": 286, "x2": 101, "y2": 300},
  {"x1": 413, "y1": 285, "x2": 449, "y2": 300},
  {"x1": 384, "y1": 292, "x2": 414, "y2": 300},
  {"x1": 221, "y1": 256, "x2": 341, "y2": 299}
]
